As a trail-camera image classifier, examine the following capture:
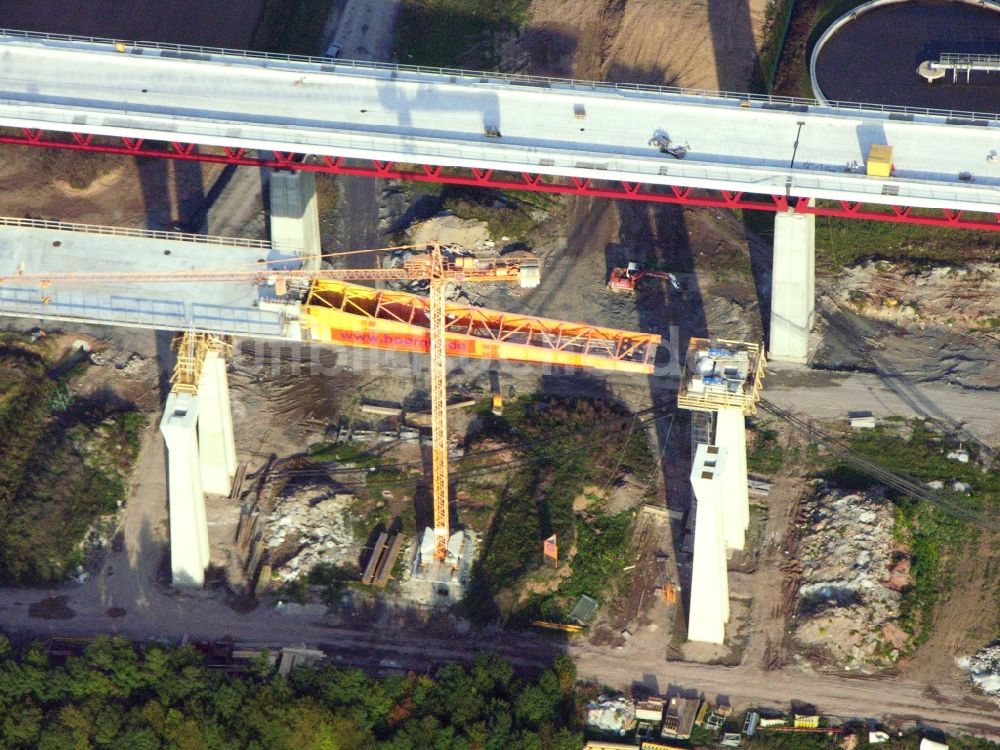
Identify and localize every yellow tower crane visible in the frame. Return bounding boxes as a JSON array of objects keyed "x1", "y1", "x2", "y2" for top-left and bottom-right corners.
[{"x1": 8, "y1": 243, "x2": 539, "y2": 562}]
